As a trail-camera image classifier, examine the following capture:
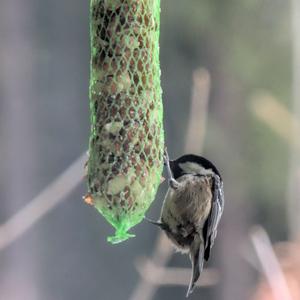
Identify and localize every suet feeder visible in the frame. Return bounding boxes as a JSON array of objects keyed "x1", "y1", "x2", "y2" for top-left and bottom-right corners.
[{"x1": 85, "y1": 0, "x2": 164, "y2": 244}]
